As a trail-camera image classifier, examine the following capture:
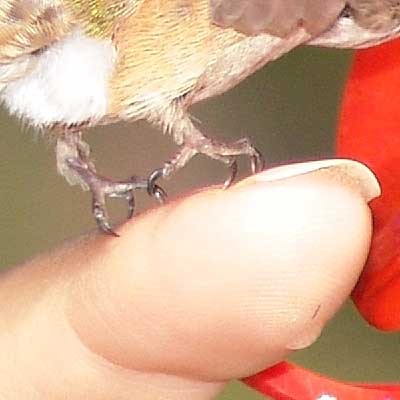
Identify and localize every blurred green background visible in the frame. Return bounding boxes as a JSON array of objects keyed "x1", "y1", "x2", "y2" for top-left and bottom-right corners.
[{"x1": 0, "y1": 46, "x2": 399, "y2": 399}]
